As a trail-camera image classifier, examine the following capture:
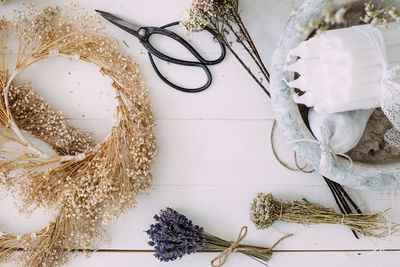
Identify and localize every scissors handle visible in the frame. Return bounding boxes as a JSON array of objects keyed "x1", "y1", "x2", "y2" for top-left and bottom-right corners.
[
  {"x1": 139, "y1": 21, "x2": 226, "y2": 93},
  {"x1": 148, "y1": 53, "x2": 212, "y2": 93}
]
